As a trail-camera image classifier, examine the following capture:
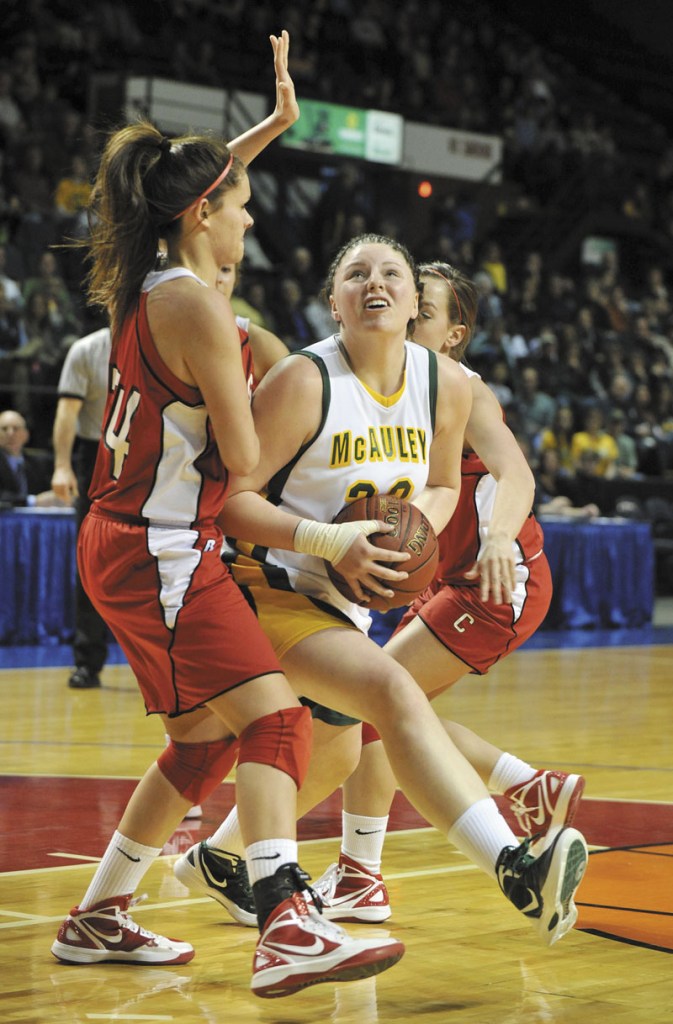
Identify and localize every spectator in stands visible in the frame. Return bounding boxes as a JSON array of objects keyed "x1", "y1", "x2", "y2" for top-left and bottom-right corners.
[
  {"x1": 6, "y1": 140, "x2": 53, "y2": 220},
  {"x1": 485, "y1": 357, "x2": 514, "y2": 410},
  {"x1": 570, "y1": 405, "x2": 618, "y2": 478},
  {"x1": 575, "y1": 304, "x2": 601, "y2": 355},
  {"x1": 223, "y1": 265, "x2": 272, "y2": 330},
  {"x1": 0, "y1": 66, "x2": 25, "y2": 144},
  {"x1": 287, "y1": 244, "x2": 318, "y2": 298},
  {"x1": 0, "y1": 243, "x2": 23, "y2": 312},
  {"x1": 529, "y1": 326, "x2": 564, "y2": 392},
  {"x1": 534, "y1": 448, "x2": 600, "y2": 521},
  {"x1": 604, "y1": 408, "x2": 640, "y2": 480},
  {"x1": 23, "y1": 250, "x2": 77, "y2": 318},
  {"x1": 54, "y1": 153, "x2": 92, "y2": 221},
  {"x1": 556, "y1": 326, "x2": 603, "y2": 403},
  {"x1": 10, "y1": 290, "x2": 74, "y2": 443},
  {"x1": 511, "y1": 363, "x2": 556, "y2": 447},
  {"x1": 272, "y1": 275, "x2": 316, "y2": 351},
  {"x1": 601, "y1": 369, "x2": 632, "y2": 421},
  {"x1": 479, "y1": 240, "x2": 508, "y2": 296},
  {"x1": 537, "y1": 402, "x2": 576, "y2": 475},
  {"x1": 0, "y1": 408, "x2": 64, "y2": 507},
  {"x1": 631, "y1": 380, "x2": 668, "y2": 476},
  {"x1": 0, "y1": 280, "x2": 26, "y2": 356}
]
